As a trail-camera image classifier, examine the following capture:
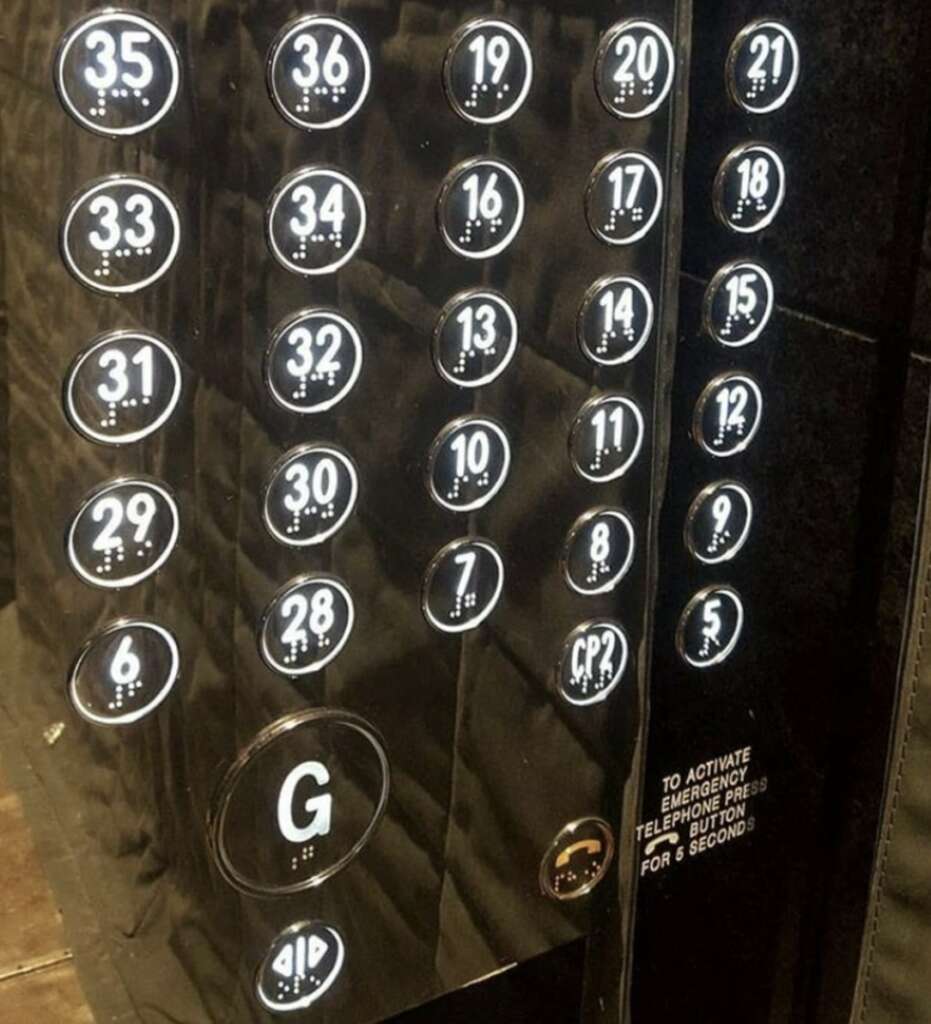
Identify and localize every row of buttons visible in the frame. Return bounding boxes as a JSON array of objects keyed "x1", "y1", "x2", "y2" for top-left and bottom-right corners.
[
  {"x1": 675, "y1": 18, "x2": 799, "y2": 669},
  {"x1": 55, "y1": 11, "x2": 797, "y2": 141}
]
